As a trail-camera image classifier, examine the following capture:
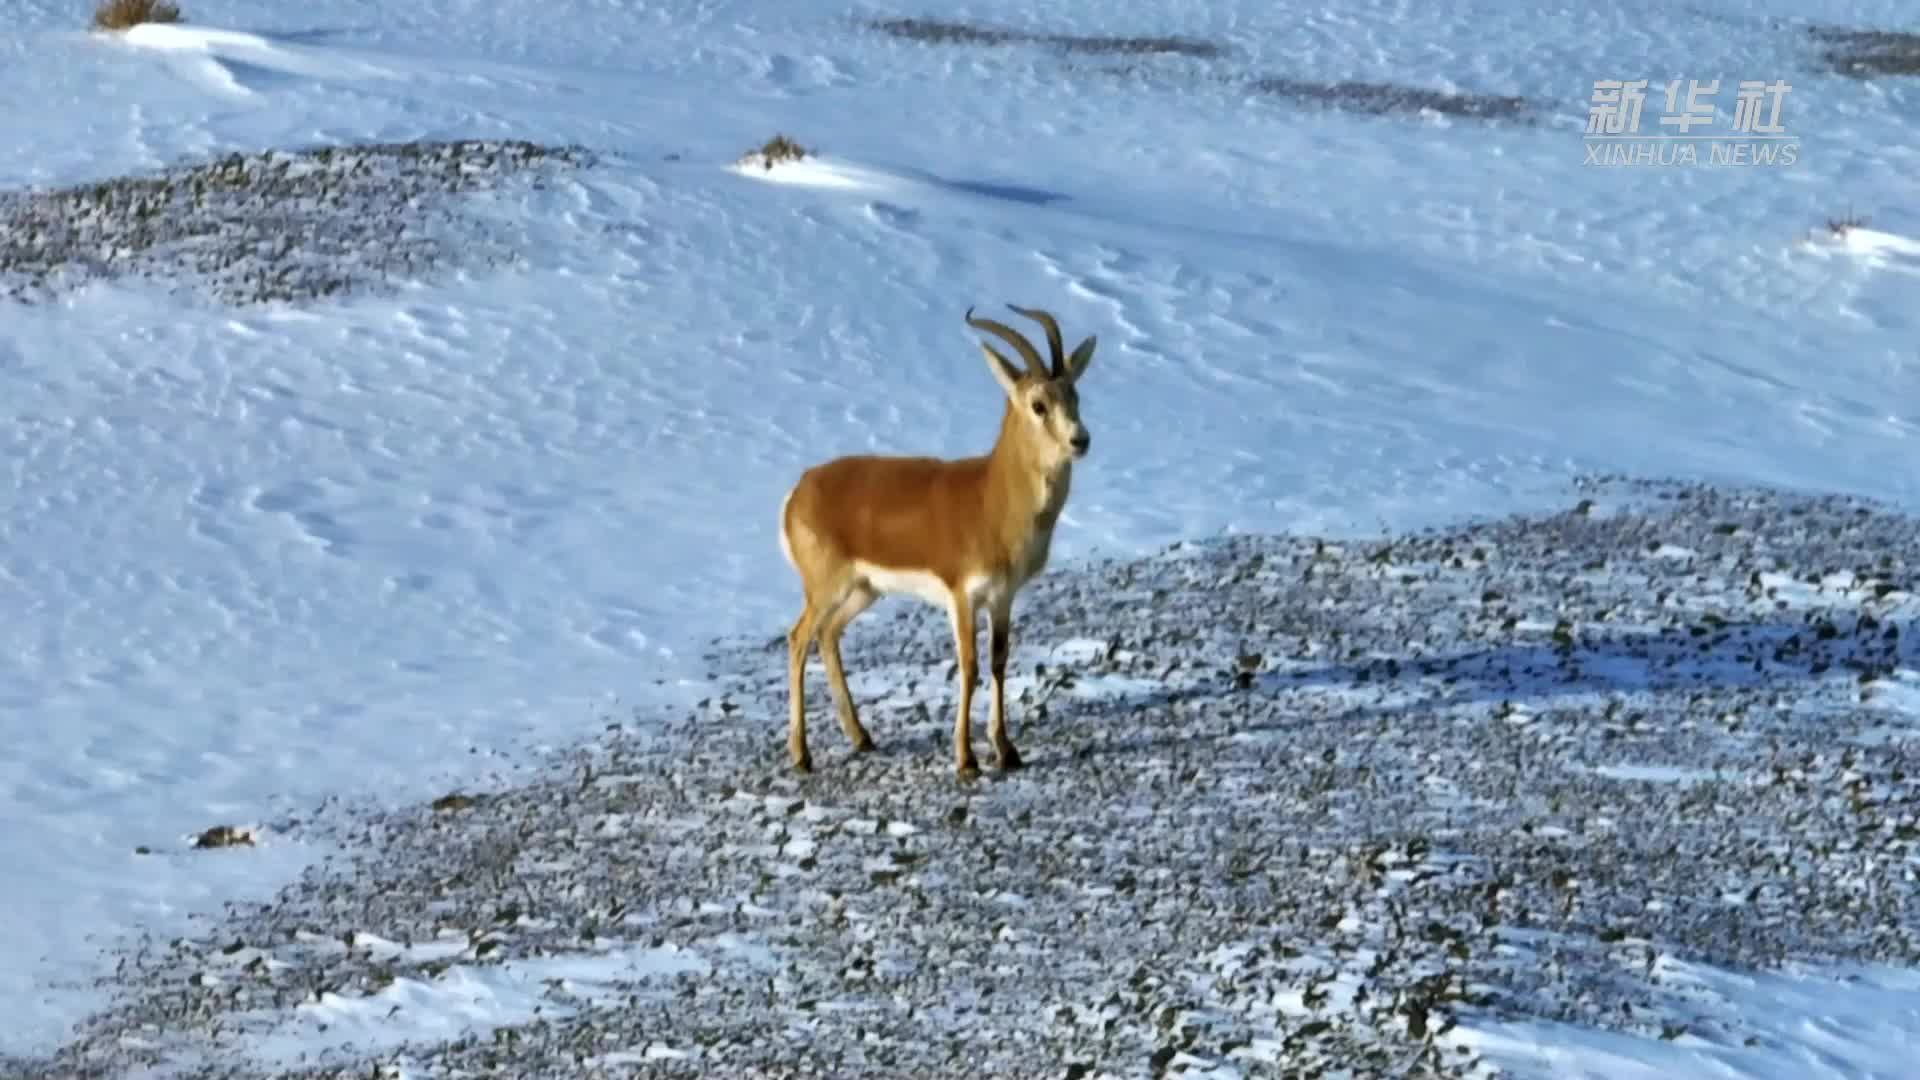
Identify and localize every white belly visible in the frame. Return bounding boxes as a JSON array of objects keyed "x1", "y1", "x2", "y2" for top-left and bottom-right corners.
[{"x1": 855, "y1": 561, "x2": 1006, "y2": 612}]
